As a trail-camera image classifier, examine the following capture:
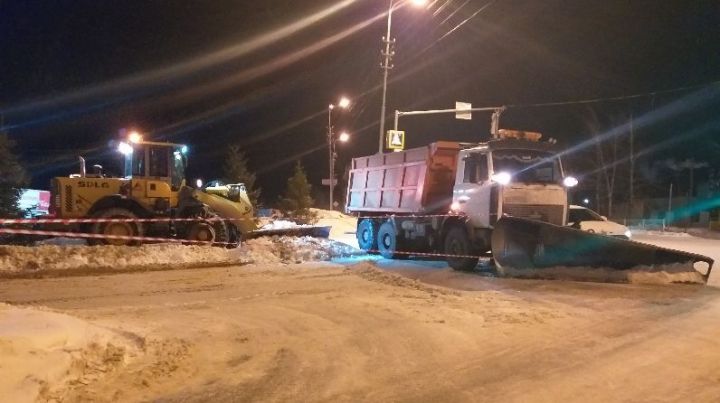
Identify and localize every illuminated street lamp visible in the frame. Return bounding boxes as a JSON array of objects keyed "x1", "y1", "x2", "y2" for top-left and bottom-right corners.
[
  {"x1": 128, "y1": 130, "x2": 143, "y2": 143},
  {"x1": 378, "y1": 0, "x2": 427, "y2": 153},
  {"x1": 328, "y1": 97, "x2": 352, "y2": 210}
]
